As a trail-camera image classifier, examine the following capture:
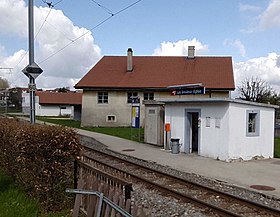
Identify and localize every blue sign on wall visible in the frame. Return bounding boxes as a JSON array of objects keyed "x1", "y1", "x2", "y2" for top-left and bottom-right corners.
[
  {"x1": 171, "y1": 87, "x2": 205, "y2": 95},
  {"x1": 132, "y1": 106, "x2": 140, "y2": 128}
]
